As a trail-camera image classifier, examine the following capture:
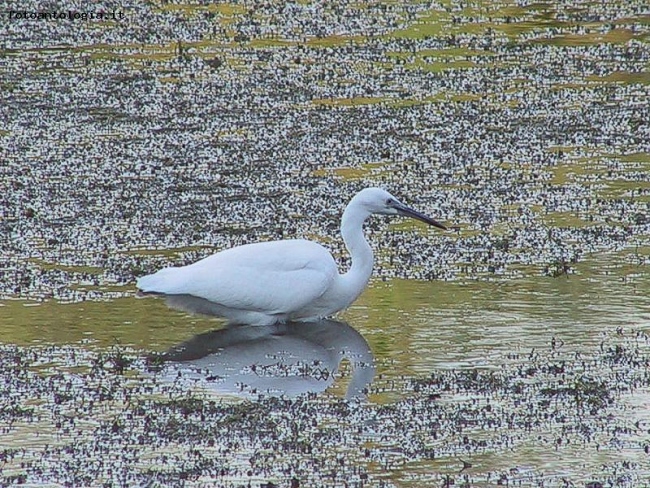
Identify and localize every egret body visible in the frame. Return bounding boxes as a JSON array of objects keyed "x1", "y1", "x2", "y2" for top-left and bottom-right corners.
[{"x1": 137, "y1": 188, "x2": 446, "y2": 325}]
